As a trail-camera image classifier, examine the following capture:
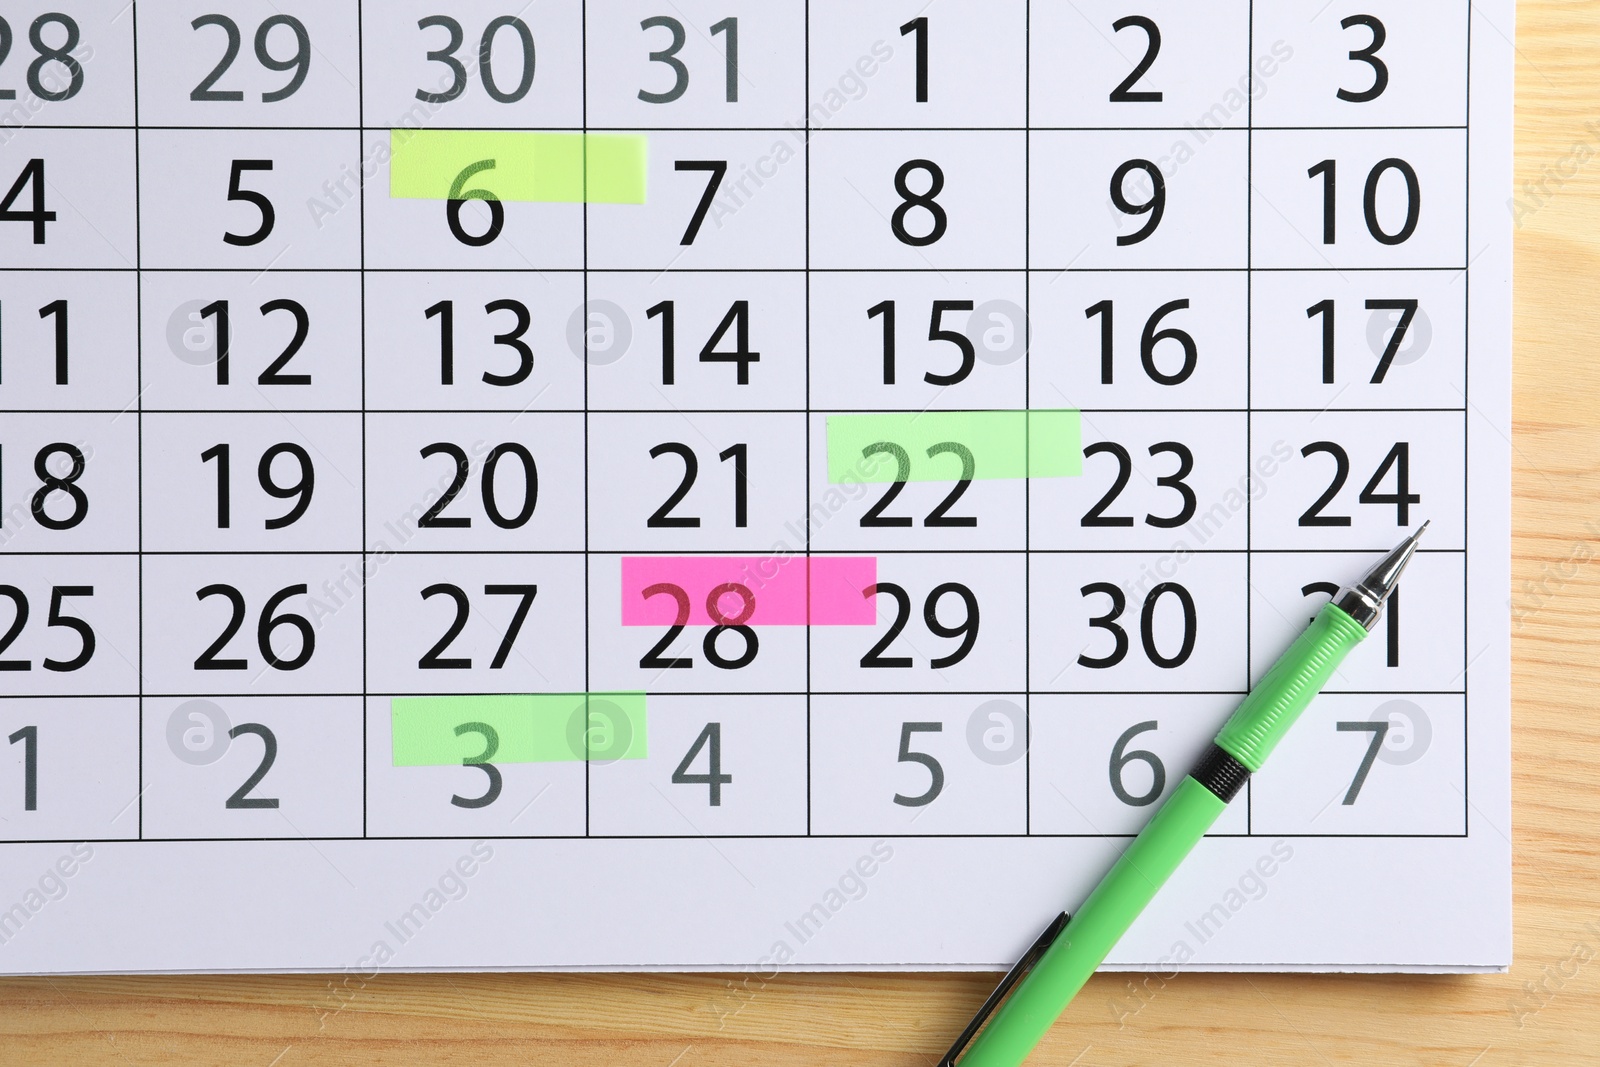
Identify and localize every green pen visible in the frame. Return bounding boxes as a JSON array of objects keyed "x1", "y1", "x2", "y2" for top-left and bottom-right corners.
[{"x1": 942, "y1": 524, "x2": 1430, "y2": 1067}]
